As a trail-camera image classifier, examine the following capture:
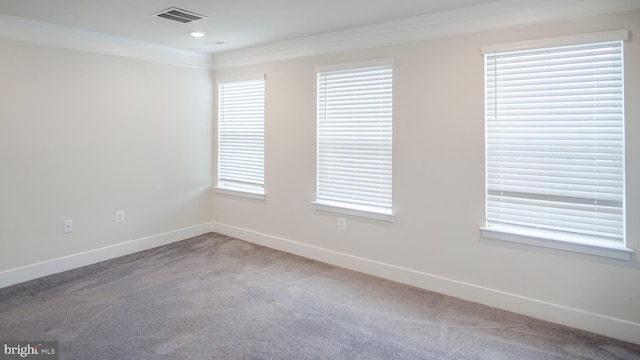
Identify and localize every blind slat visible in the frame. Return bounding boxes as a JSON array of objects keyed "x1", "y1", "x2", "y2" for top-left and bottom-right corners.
[
  {"x1": 218, "y1": 78, "x2": 265, "y2": 190},
  {"x1": 317, "y1": 64, "x2": 393, "y2": 212}
]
